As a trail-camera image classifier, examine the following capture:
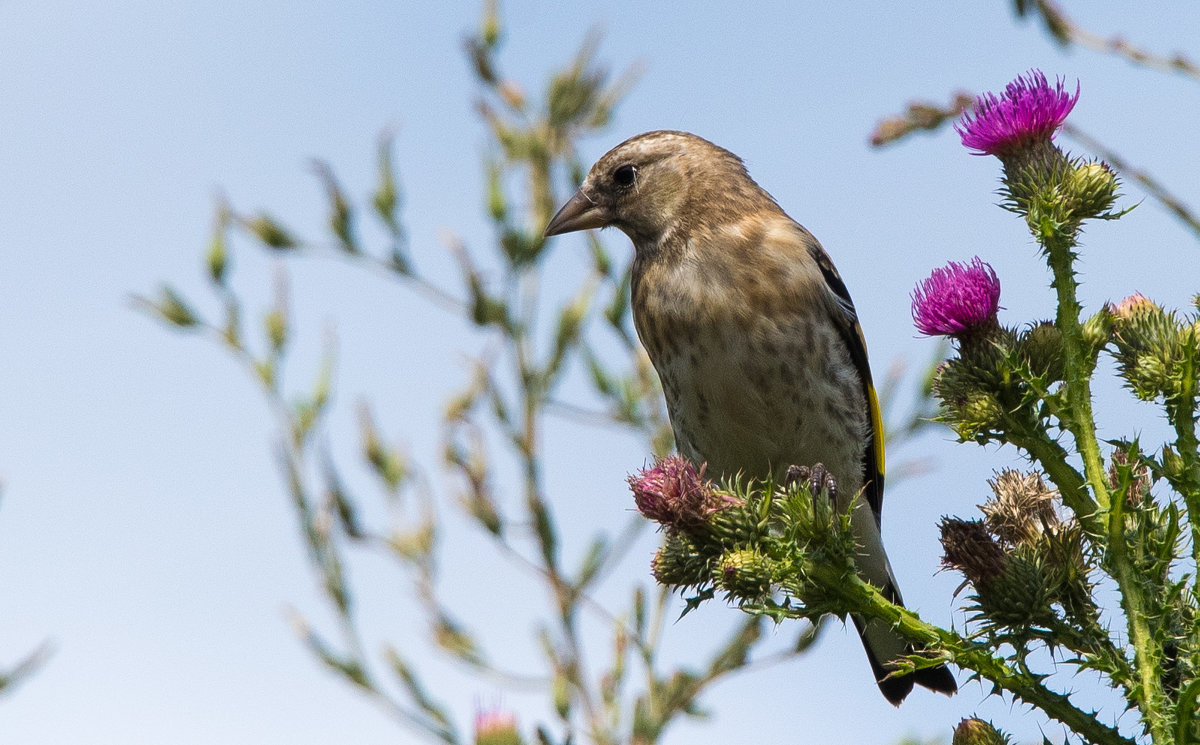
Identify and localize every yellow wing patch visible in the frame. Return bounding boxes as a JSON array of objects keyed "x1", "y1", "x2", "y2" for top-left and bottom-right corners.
[{"x1": 867, "y1": 381, "x2": 886, "y2": 479}]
